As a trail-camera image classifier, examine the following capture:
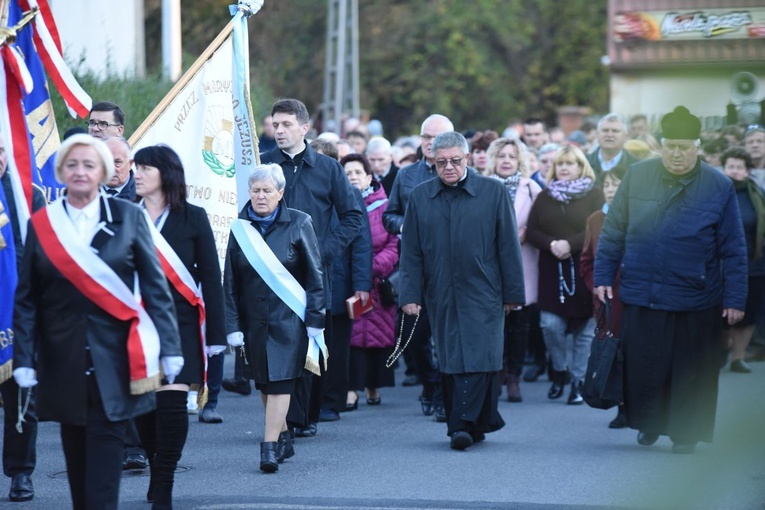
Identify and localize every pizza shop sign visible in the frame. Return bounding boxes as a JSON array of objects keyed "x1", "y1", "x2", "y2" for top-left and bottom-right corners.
[{"x1": 614, "y1": 8, "x2": 765, "y2": 42}]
